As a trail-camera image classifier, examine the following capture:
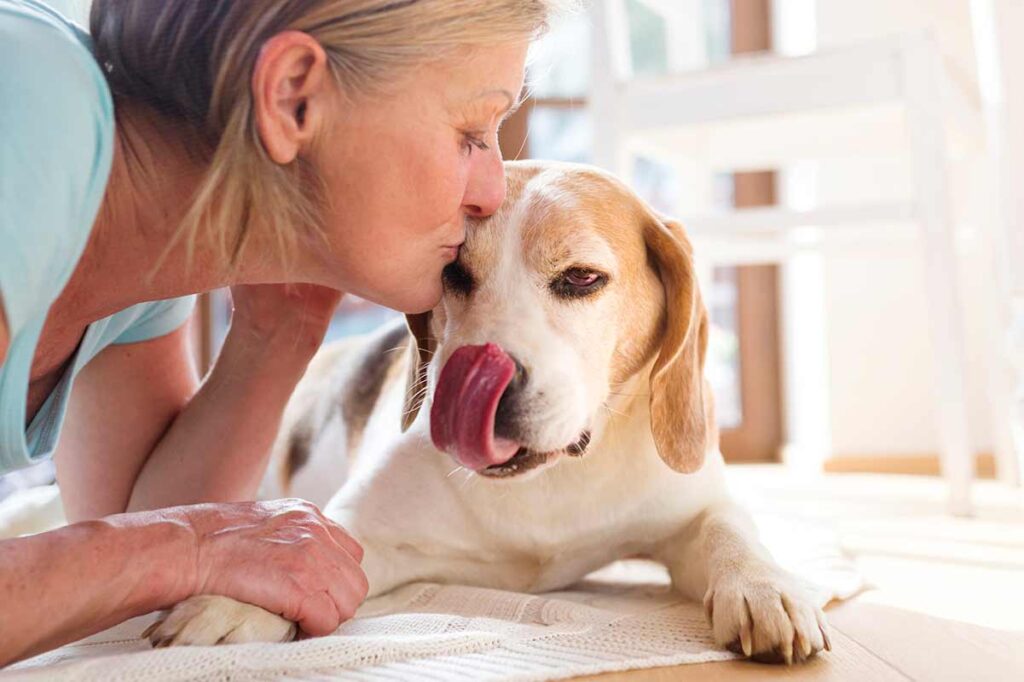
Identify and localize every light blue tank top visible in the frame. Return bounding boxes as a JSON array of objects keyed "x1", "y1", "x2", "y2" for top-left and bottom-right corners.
[{"x1": 0, "y1": 0, "x2": 196, "y2": 475}]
